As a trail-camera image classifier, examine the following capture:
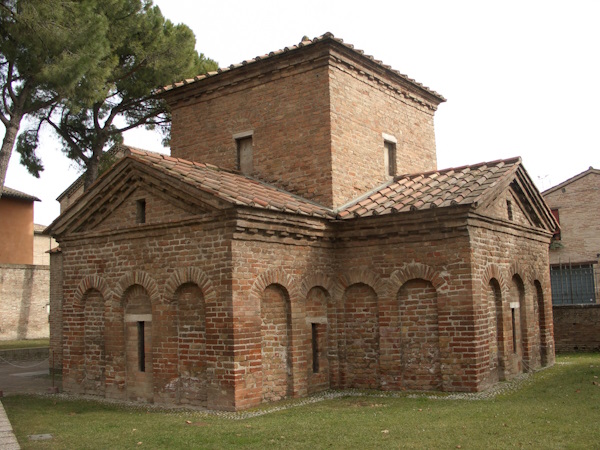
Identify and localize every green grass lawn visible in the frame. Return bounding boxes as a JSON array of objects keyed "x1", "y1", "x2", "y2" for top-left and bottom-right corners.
[
  {"x1": 0, "y1": 339, "x2": 49, "y2": 350},
  {"x1": 3, "y1": 353, "x2": 600, "y2": 449}
]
